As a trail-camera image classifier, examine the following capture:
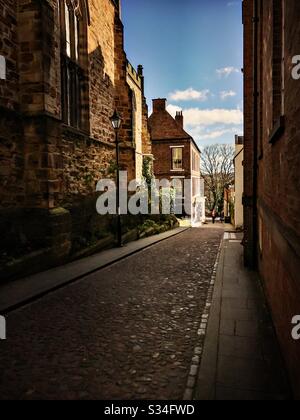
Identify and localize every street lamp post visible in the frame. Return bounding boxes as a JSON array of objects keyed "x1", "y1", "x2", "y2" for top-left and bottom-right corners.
[{"x1": 110, "y1": 110, "x2": 123, "y2": 247}]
